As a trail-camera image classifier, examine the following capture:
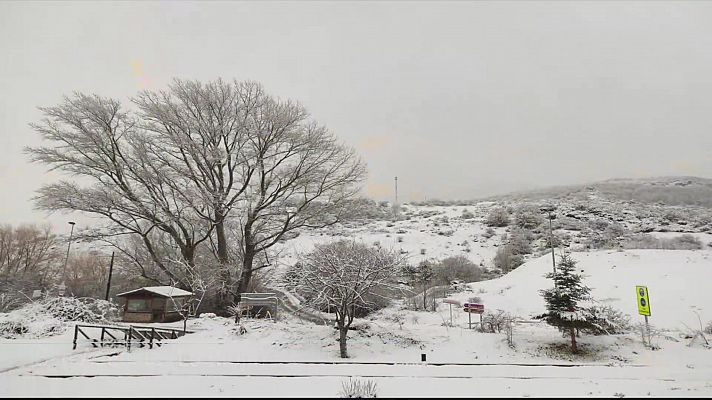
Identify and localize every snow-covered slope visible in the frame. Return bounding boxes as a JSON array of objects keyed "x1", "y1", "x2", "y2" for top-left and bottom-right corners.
[{"x1": 449, "y1": 250, "x2": 712, "y2": 330}]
